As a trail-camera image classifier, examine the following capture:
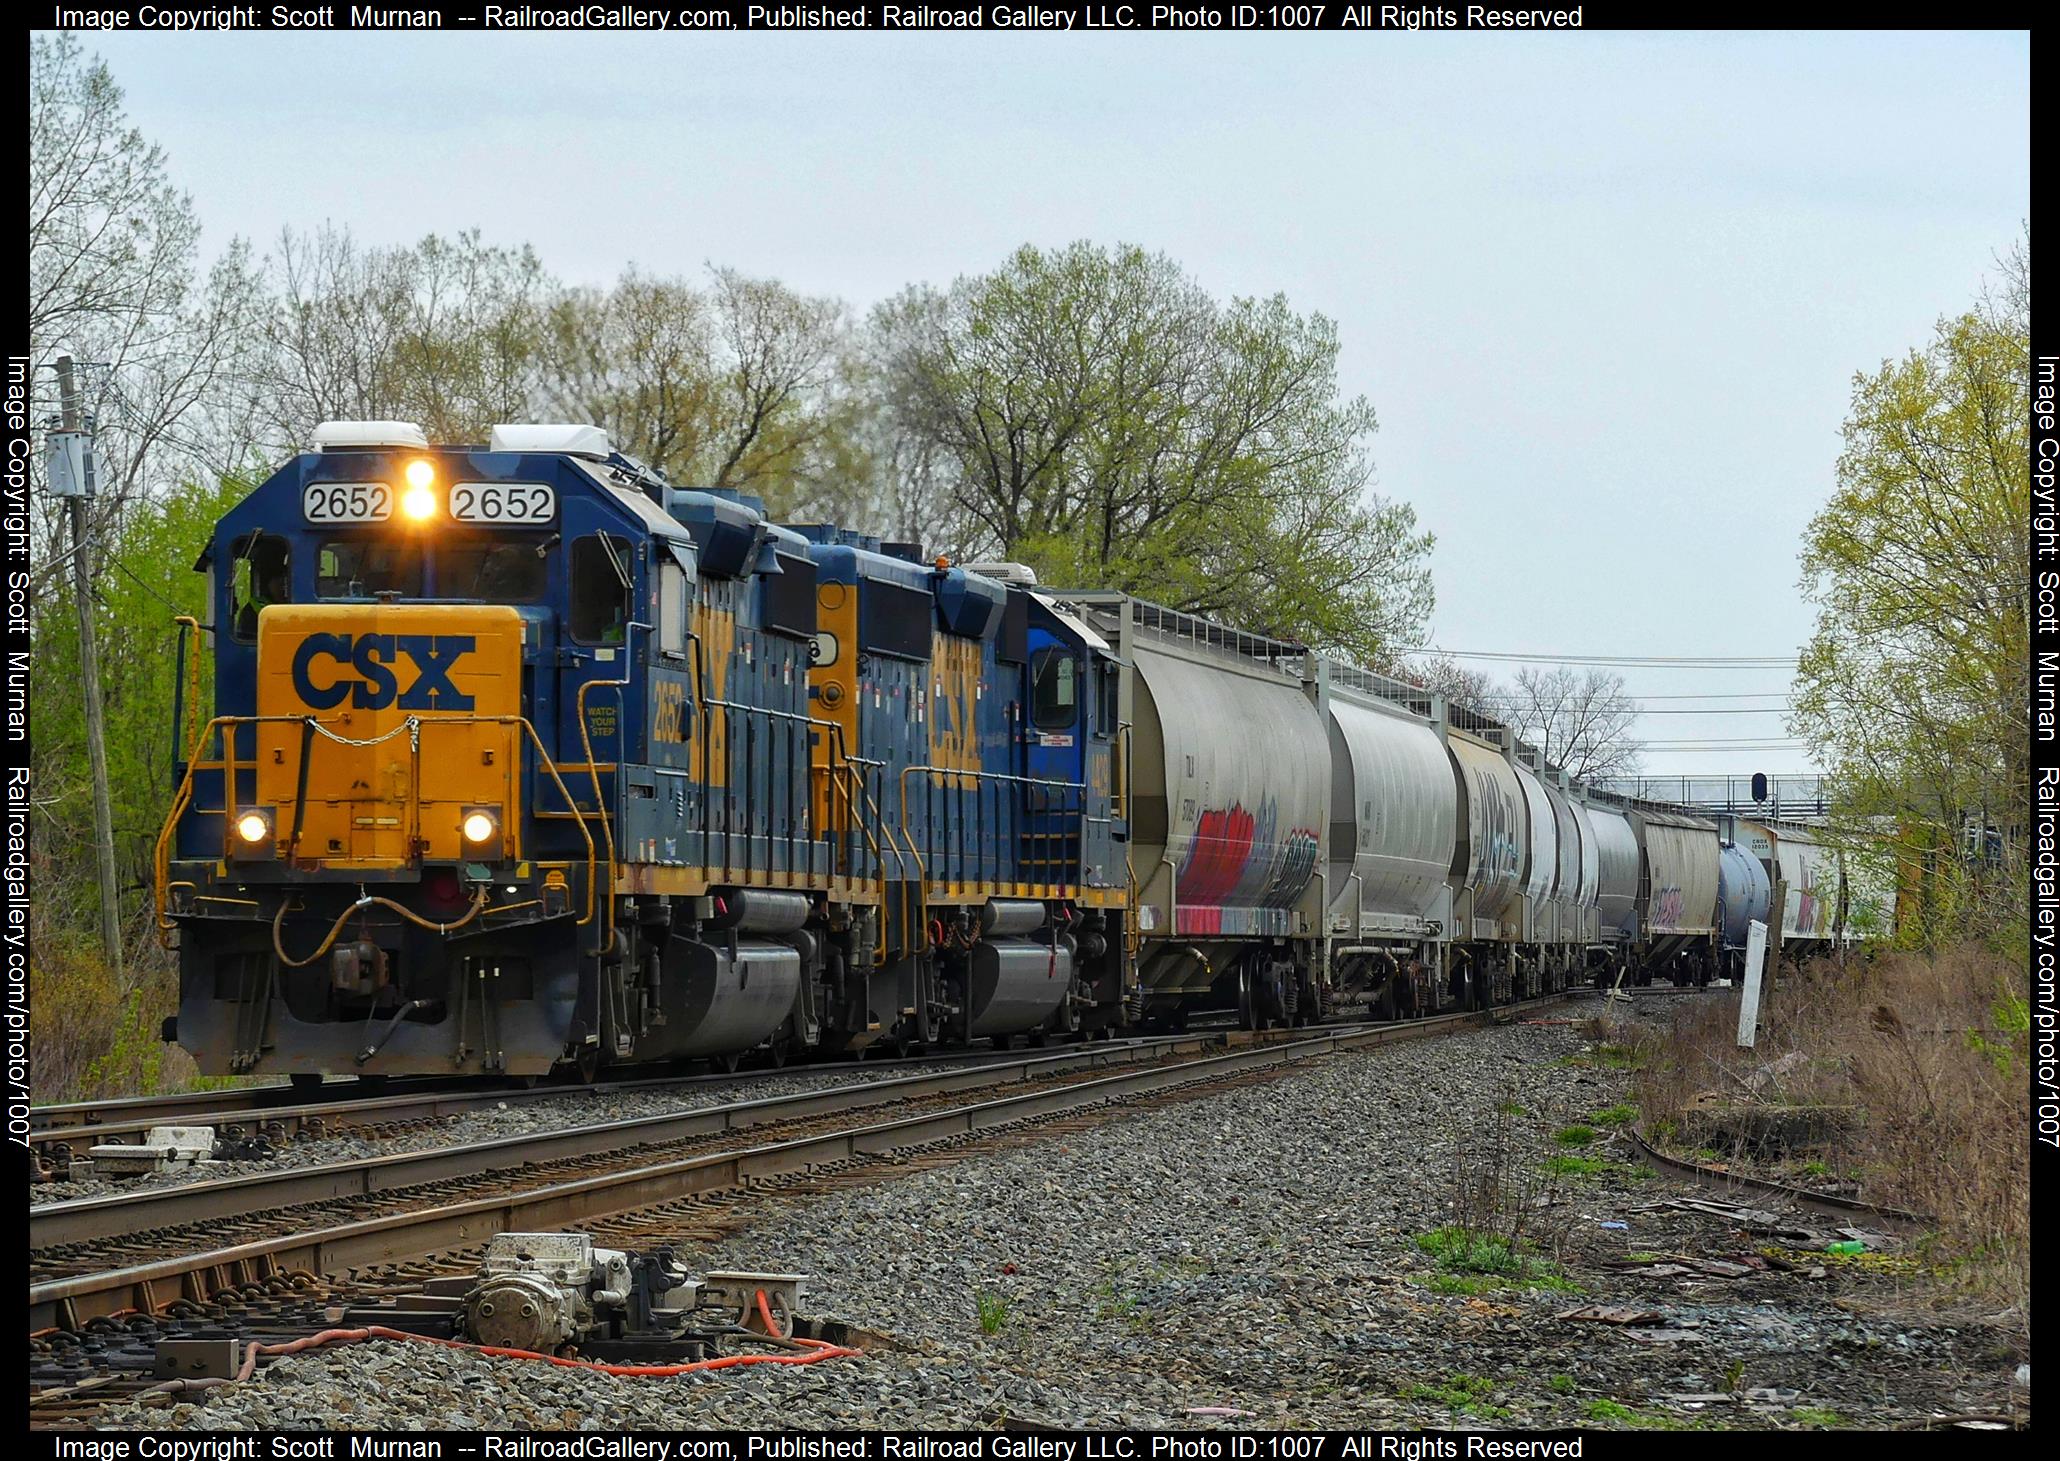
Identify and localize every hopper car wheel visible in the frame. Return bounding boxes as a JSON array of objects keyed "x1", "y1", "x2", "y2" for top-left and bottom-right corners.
[
  {"x1": 767, "y1": 1039, "x2": 789, "y2": 1069},
  {"x1": 718, "y1": 1052, "x2": 742, "y2": 1074},
  {"x1": 576, "y1": 1048, "x2": 601, "y2": 1084},
  {"x1": 991, "y1": 1035, "x2": 1013, "y2": 1051}
]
